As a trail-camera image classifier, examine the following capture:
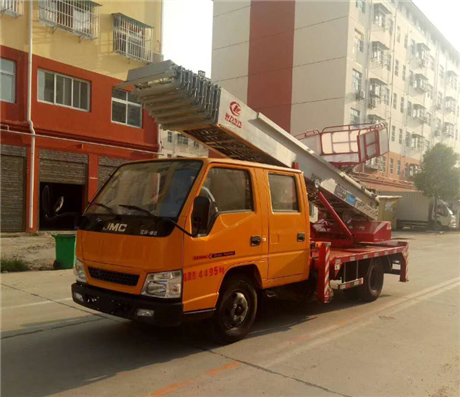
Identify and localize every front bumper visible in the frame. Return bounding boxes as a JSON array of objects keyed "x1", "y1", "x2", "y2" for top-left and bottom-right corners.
[{"x1": 72, "y1": 283, "x2": 183, "y2": 326}]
